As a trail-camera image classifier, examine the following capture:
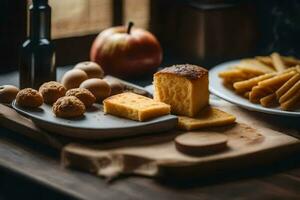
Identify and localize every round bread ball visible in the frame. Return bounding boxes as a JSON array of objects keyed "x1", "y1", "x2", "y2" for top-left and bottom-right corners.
[
  {"x1": 80, "y1": 78, "x2": 111, "y2": 101},
  {"x1": 74, "y1": 61, "x2": 104, "y2": 79},
  {"x1": 39, "y1": 81, "x2": 66, "y2": 104},
  {"x1": 16, "y1": 88, "x2": 43, "y2": 108},
  {"x1": 52, "y1": 96, "x2": 86, "y2": 118},
  {"x1": 61, "y1": 69, "x2": 88, "y2": 90},
  {"x1": 66, "y1": 88, "x2": 96, "y2": 108},
  {"x1": 0, "y1": 85, "x2": 19, "y2": 104}
]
